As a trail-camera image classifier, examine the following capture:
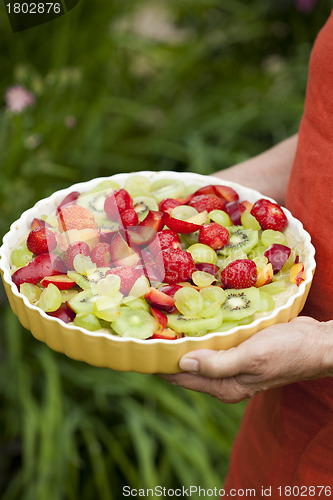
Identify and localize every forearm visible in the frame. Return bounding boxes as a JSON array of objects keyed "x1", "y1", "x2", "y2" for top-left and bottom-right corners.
[{"x1": 213, "y1": 134, "x2": 298, "y2": 205}]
